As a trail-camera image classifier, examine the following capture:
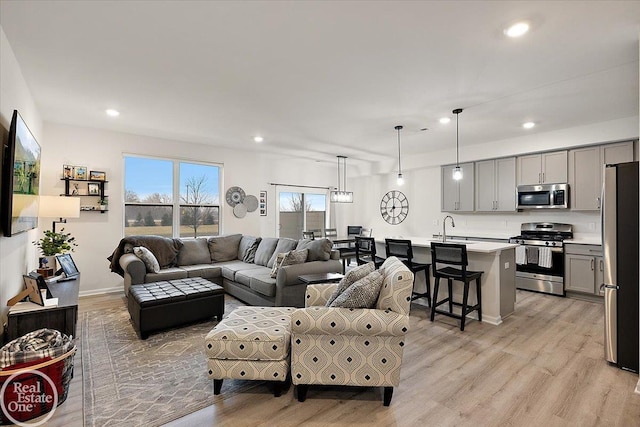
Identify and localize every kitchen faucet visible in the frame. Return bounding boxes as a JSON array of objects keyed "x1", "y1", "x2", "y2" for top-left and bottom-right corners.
[{"x1": 442, "y1": 215, "x2": 455, "y2": 242}]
